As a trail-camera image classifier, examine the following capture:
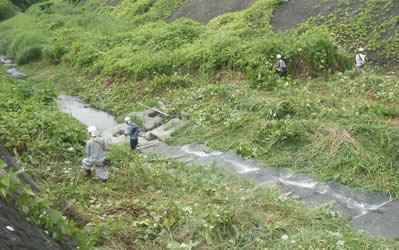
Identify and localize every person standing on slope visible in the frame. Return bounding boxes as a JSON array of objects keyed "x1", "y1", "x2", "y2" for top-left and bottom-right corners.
[
  {"x1": 124, "y1": 117, "x2": 141, "y2": 152},
  {"x1": 275, "y1": 54, "x2": 288, "y2": 78},
  {"x1": 356, "y1": 48, "x2": 367, "y2": 73},
  {"x1": 82, "y1": 126, "x2": 109, "y2": 182}
]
